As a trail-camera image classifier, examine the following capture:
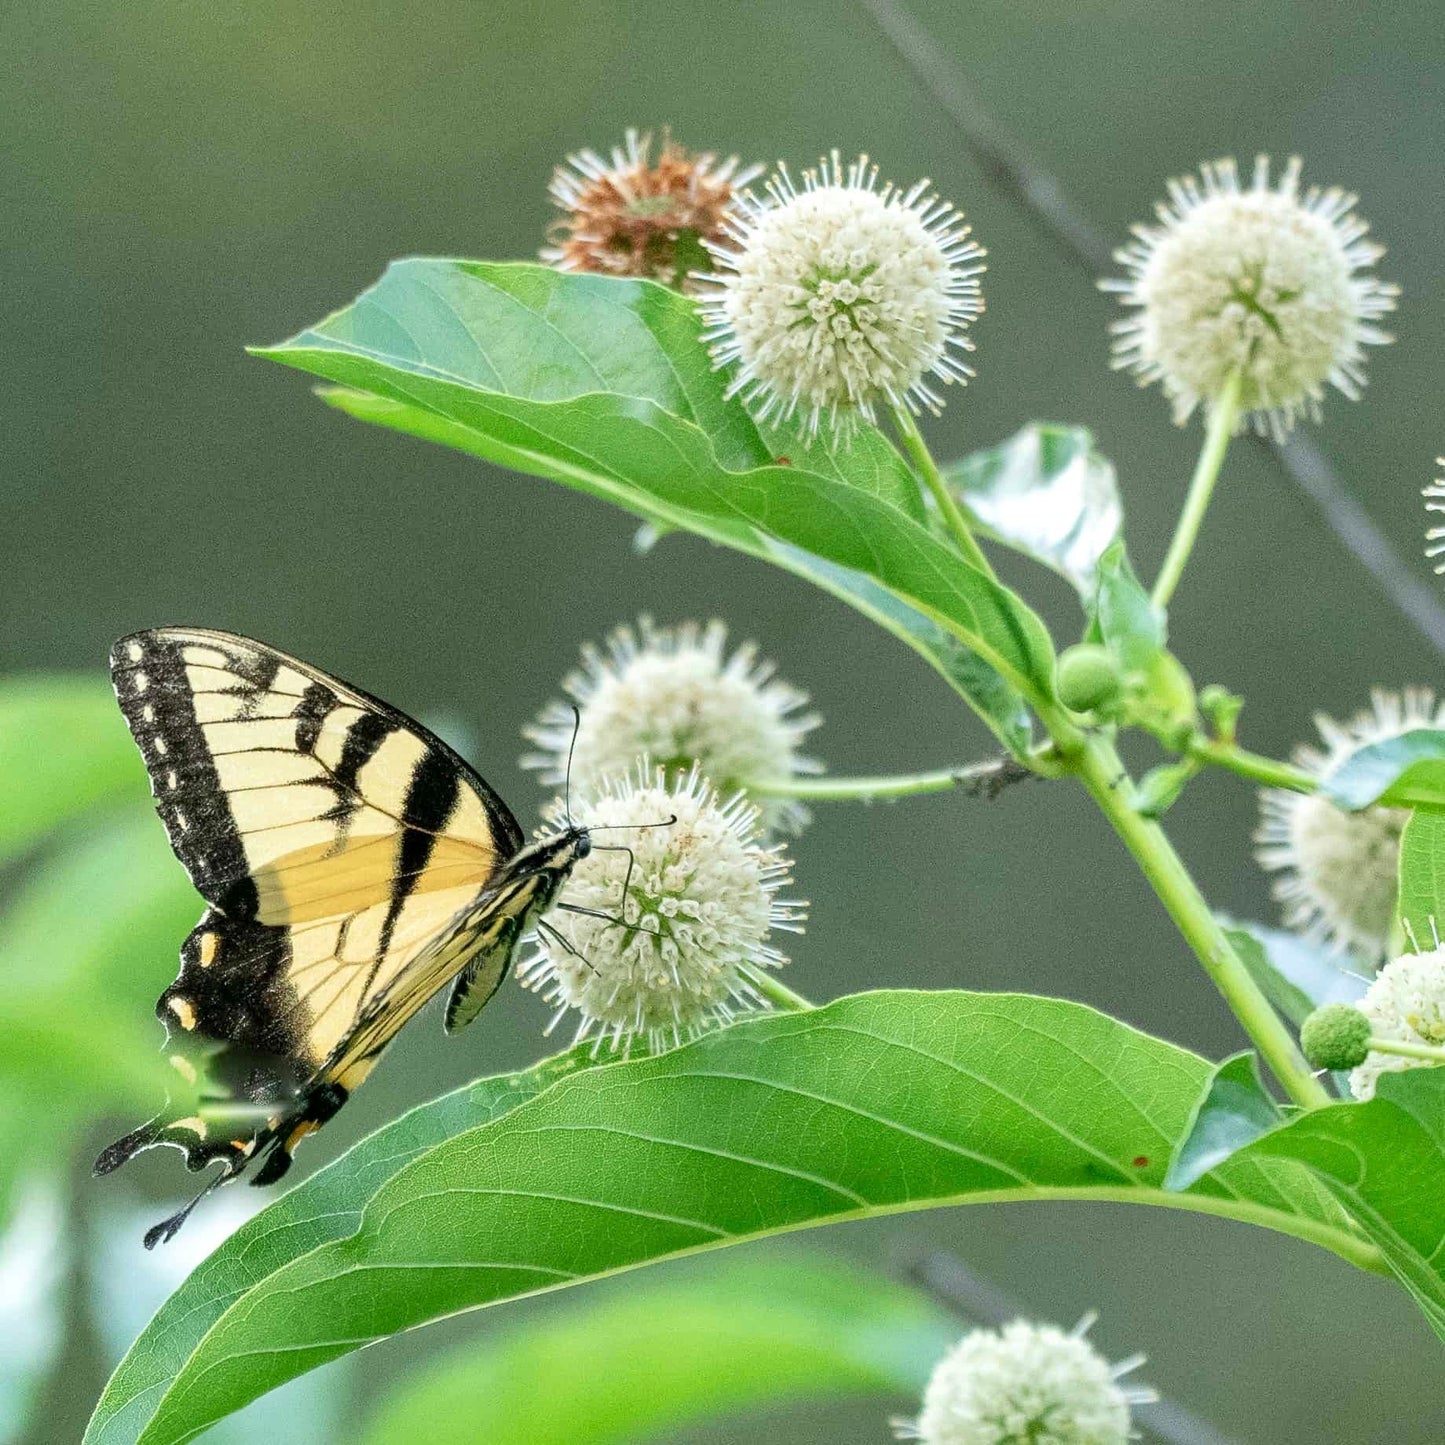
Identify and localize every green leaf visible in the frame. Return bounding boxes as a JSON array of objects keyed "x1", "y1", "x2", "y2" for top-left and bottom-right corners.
[
  {"x1": 357, "y1": 1255, "x2": 955, "y2": 1445},
  {"x1": 1164, "y1": 1052, "x2": 1283, "y2": 1192},
  {"x1": 747, "y1": 540, "x2": 1032, "y2": 756},
  {"x1": 257, "y1": 261, "x2": 1056, "y2": 715},
  {"x1": 1089, "y1": 542, "x2": 1195, "y2": 740},
  {"x1": 944, "y1": 423, "x2": 1123, "y2": 598},
  {"x1": 1223, "y1": 921, "x2": 1367, "y2": 1028},
  {"x1": 1234, "y1": 1069, "x2": 1445, "y2": 1341},
  {"x1": 0, "y1": 806, "x2": 193, "y2": 1218},
  {"x1": 88, "y1": 990, "x2": 1372, "y2": 1445},
  {"x1": 1322, "y1": 729, "x2": 1445, "y2": 811},
  {"x1": 1399, "y1": 809, "x2": 1445, "y2": 946},
  {"x1": 0, "y1": 675, "x2": 147, "y2": 865}
]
